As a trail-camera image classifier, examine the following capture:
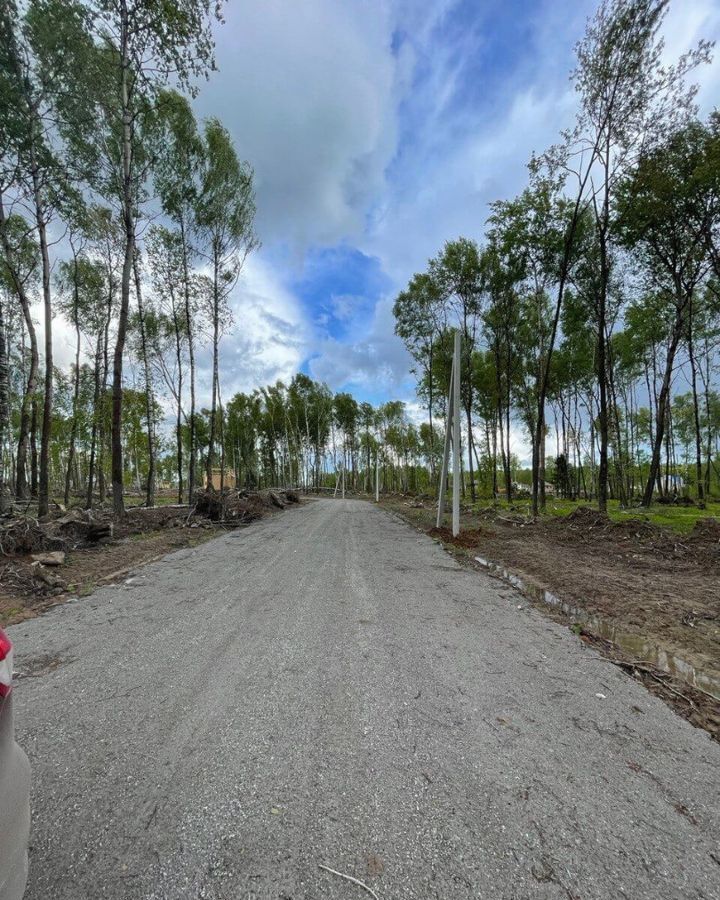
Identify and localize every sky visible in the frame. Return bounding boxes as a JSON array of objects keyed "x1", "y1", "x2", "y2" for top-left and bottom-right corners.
[
  {"x1": 188, "y1": 0, "x2": 720, "y2": 416},
  {"x1": 37, "y1": 0, "x2": 720, "y2": 439}
]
